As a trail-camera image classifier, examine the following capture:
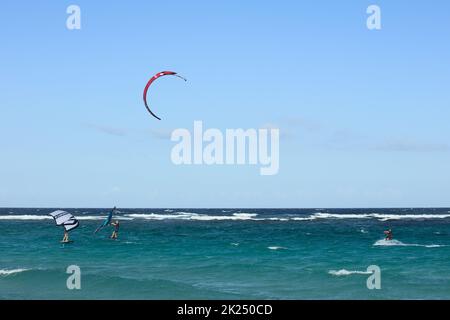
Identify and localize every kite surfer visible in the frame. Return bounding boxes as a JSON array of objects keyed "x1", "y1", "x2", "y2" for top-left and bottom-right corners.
[
  {"x1": 111, "y1": 220, "x2": 120, "y2": 240},
  {"x1": 384, "y1": 228, "x2": 393, "y2": 241}
]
